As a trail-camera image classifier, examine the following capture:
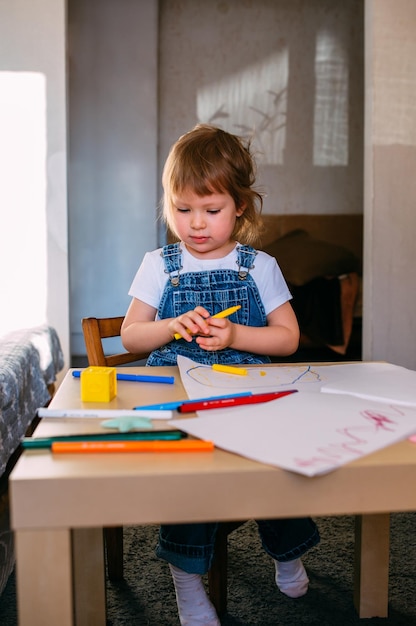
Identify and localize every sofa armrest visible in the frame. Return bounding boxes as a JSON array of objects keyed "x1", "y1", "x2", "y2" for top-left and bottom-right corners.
[{"x1": 0, "y1": 325, "x2": 64, "y2": 475}]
